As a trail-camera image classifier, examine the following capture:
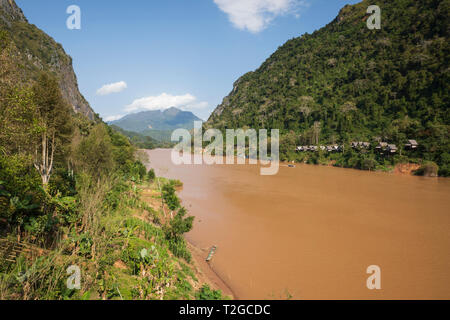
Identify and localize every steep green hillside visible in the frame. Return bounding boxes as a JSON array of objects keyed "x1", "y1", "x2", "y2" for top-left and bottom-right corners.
[
  {"x1": 0, "y1": 0, "x2": 95, "y2": 120},
  {"x1": 140, "y1": 129, "x2": 175, "y2": 143},
  {"x1": 206, "y1": 0, "x2": 449, "y2": 175},
  {"x1": 110, "y1": 125, "x2": 174, "y2": 149}
]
